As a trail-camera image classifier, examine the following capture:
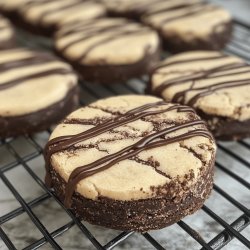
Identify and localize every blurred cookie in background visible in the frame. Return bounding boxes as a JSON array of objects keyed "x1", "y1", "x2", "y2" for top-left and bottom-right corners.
[
  {"x1": 54, "y1": 18, "x2": 161, "y2": 84},
  {"x1": 149, "y1": 51, "x2": 250, "y2": 140},
  {"x1": 0, "y1": 48, "x2": 79, "y2": 138},
  {"x1": 0, "y1": 0, "x2": 106, "y2": 36},
  {"x1": 142, "y1": 1, "x2": 232, "y2": 53}
]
